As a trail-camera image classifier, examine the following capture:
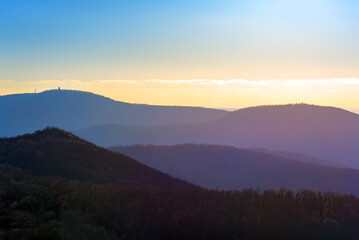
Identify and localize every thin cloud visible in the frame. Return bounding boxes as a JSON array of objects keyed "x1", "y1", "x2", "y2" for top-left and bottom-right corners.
[
  {"x1": 90, "y1": 80, "x2": 139, "y2": 84},
  {"x1": 38, "y1": 79, "x2": 83, "y2": 84},
  {"x1": 281, "y1": 78, "x2": 359, "y2": 86},
  {"x1": 37, "y1": 79, "x2": 140, "y2": 85},
  {"x1": 146, "y1": 79, "x2": 269, "y2": 86}
]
